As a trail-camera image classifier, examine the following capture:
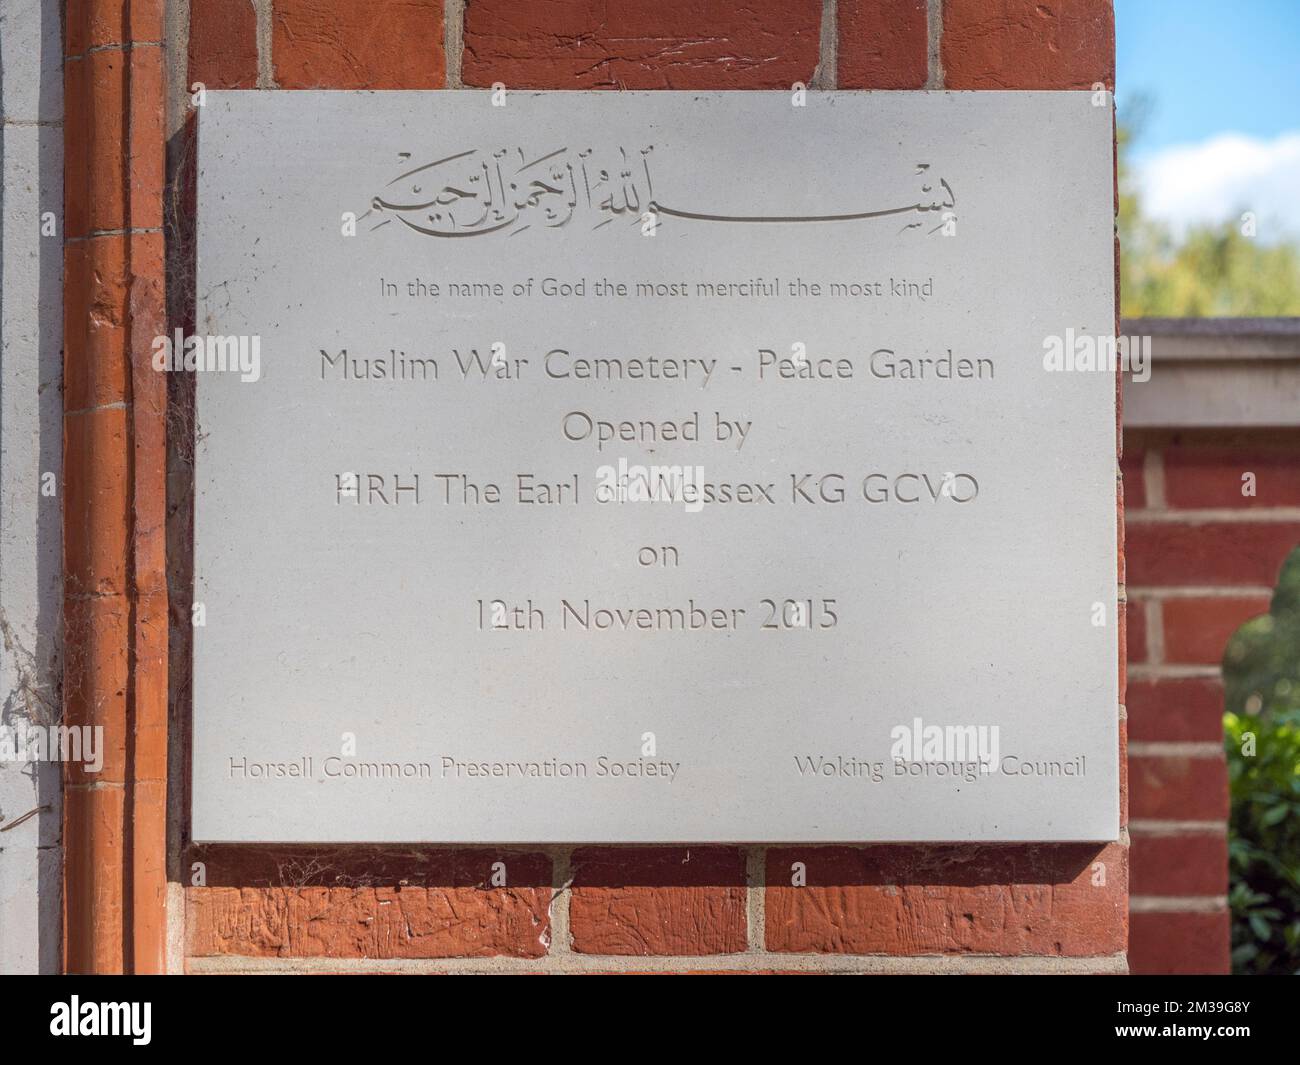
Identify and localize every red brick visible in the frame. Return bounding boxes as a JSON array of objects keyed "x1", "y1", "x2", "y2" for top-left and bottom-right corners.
[
  {"x1": 63, "y1": 237, "x2": 129, "y2": 411},
  {"x1": 1118, "y1": 595, "x2": 1128, "y2": 695},
  {"x1": 462, "y1": 0, "x2": 822, "y2": 89},
  {"x1": 64, "y1": 407, "x2": 131, "y2": 597},
  {"x1": 765, "y1": 845, "x2": 1126, "y2": 955},
  {"x1": 192, "y1": 884, "x2": 552, "y2": 958},
  {"x1": 1164, "y1": 446, "x2": 1300, "y2": 509},
  {"x1": 1162, "y1": 596, "x2": 1269, "y2": 665},
  {"x1": 66, "y1": 0, "x2": 163, "y2": 53},
  {"x1": 1126, "y1": 521, "x2": 1300, "y2": 587},
  {"x1": 1121, "y1": 446, "x2": 1146, "y2": 510},
  {"x1": 1130, "y1": 832, "x2": 1227, "y2": 897},
  {"x1": 189, "y1": 0, "x2": 260, "y2": 89},
  {"x1": 63, "y1": 786, "x2": 127, "y2": 972},
  {"x1": 62, "y1": 47, "x2": 162, "y2": 236},
  {"x1": 84, "y1": 49, "x2": 127, "y2": 233},
  {"x1": 1129, "y1": 755, "x2": 1228, "y2": 821},
  {"x1": 1126, "y1": 598, "x2": 1147, "y2": 664},
  {"x1": 187, "y1": 848, "x2": 551, "y2": 958},
  {"x1": 1127, "y1": 677, "x2": 1225, "y2": 743},
  {"x1": 62, "y1": 229, "x2": 163, "y2": 413},
  {"x1": 568, "y1": 848, "x2": 747, "y2": 956},
  {"x1": 62, "y1": 596, "x2": 130, "y2": 786},
  {"x1": 130, "y1": 594, "x2": 169, "y2": 780},
  {"x1": 839, "y1": 0, "x2": 928, "y2": 88},
  {"x1": 66, "y1": 0, "x2": 91, "y2": 55},
  {"x1": 943, "y1": 0, "x2": 1114, "y2": 90},
  {"x1": 273, "y1": 0, "x2": 445, "y2": 89},
  {"x1": 1117, "y1": 478, "x2": 1126, "y2": 588},
  {"x1": 129, "y1": 47, "x2": 165, "y2": 231},
  {"x1": 1118, "y1": 715, "x2": 1128, "y2": 827},
  {"x1": 1130, "y1": 911, "x2": 1230, "y2": 974}
]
